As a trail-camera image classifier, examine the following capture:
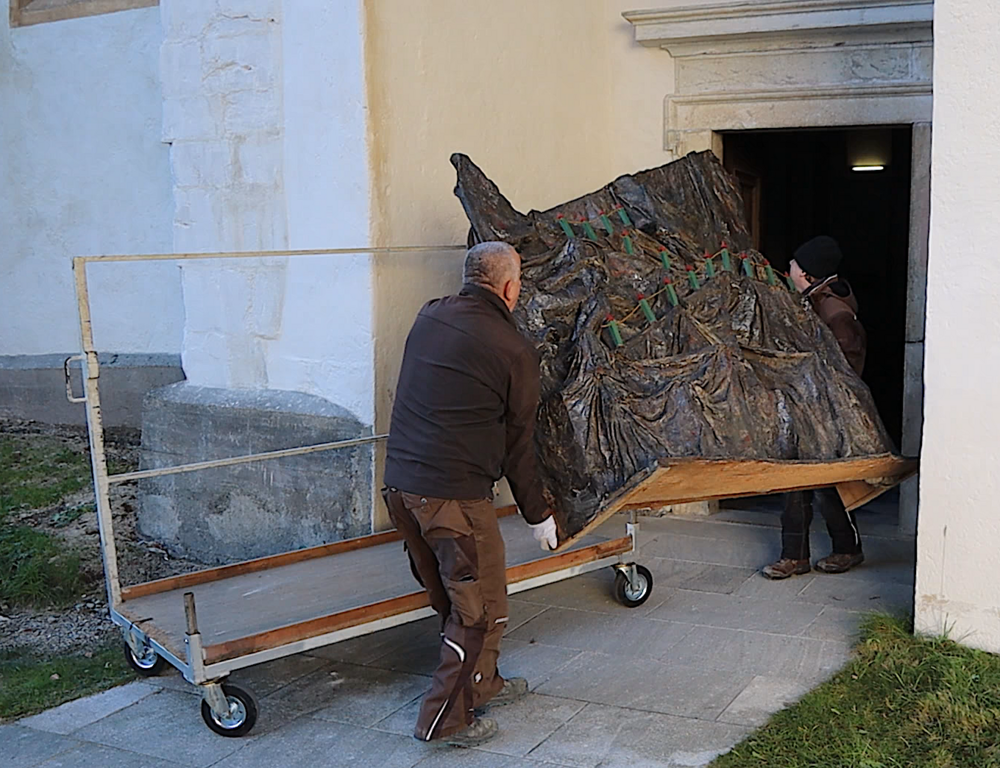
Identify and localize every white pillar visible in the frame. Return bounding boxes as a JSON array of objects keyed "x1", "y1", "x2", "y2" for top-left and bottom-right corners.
[
  {"x1": 914, "y1": 0, "x2": 1000, "y2": 652},
  {"x1": 159, "y1": 0, "x2": 375, "y2": 423}
]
